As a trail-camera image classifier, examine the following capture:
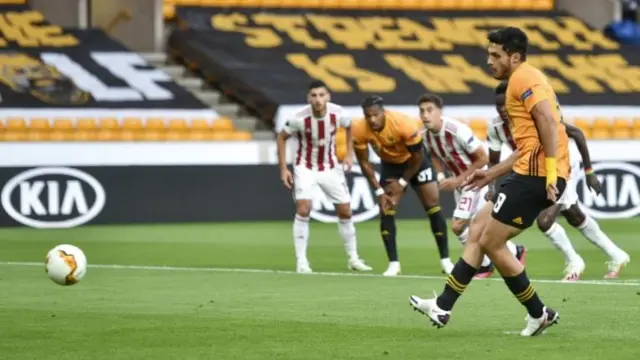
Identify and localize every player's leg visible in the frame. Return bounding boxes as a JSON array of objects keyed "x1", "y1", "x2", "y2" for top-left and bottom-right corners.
[
  {"x1": 292, "y1": 167, "x2": 315, "y2": 273},
  {"x1": 482, "y1": 174, "x2": 564, "y2": 336},
  {"x1": 536, "y1": 204, "x2": 584, "y2": 281},
  {"x1": 409, "y1": 201, "x2": 492, "y2": 326},
  {"x1": 411, "y1": 159, "x2": 451, "y2": 274},
  {"x1": 562, "y1": 204, "x2": 630, "y2": 278},
  {"x1": 379, "y1": 162, "x2": 406, "y2": 276},
  {"x1": 317, "y1": 168, "x2": 372, "y2": 272}
]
